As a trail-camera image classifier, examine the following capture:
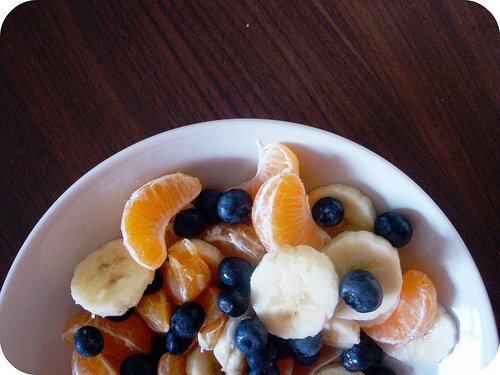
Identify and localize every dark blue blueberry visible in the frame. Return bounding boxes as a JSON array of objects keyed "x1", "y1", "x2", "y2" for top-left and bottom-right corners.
[
  {"x1": 360, "y1": 331, "x2": 384, "y2": 369},
  {"x1": 219, "y1": 257, "x2": 254, "y2": 288},
  {"x1": 165, "y1": 330, "x2": 193, "y2": 355},
  {"x1": 74, "y1": 326, "x2": 104, "y2": 358},
  {"x1": 340, "y1": 270, "x2": 382, "y2": 313},
  {"x1": 194, "y1": 188, "x2": 222, "y2": 224},
  {"x1": 173, "y1": 208, "x2": 206, "y2": 238},
  {"x1": 119, "y1": 353, "x2": 156, "y2": 375},
  {"x1": 150, "y1": 335, "x2": 167, "y2": 364},
  {"x1": 234, "y1": 317, "x2": 268, "y2": 355},
  {"x1": 248, "y1": 363, "x2": 280, "y2": 375},
  {"x1": 374, "y1": 211, "x2": 412, "y2": 248},
  {"x1": 341, "y1": 343, "x2": 376, "y2": 372},
  {"x1": 246, "y1": 338, "x2": 277, "y2": 370},
  {"x1": 217, "y1": 285, "x2": 249, "y2": 317},
  {"x1": 364, "y1": 366, "x2": 397, "y2": 375},
  {"x1": 294, "y1": 350, "x2": 320, "y2": 366},
  {"x1": 269, "y1": 334, "x2": 292, "y2": 359},
  {"x1": 105, "y1": 307, "x2": 134, "y2": 322},
  {"x1": 312, "y1": 197, "x2": 344, "y2": 227},
  {"x1": 288, "y1": 332, "x2": 323, "y2": 357},
  {"x1": 144, "y1": 270, "x2": 163, "y2": 295},
  {"x1": 171, "y1": 302, "x2": 205, "y2": 338},
  {"x1": 217, "y1": 189, "x2": 252, "y2": 224}
]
